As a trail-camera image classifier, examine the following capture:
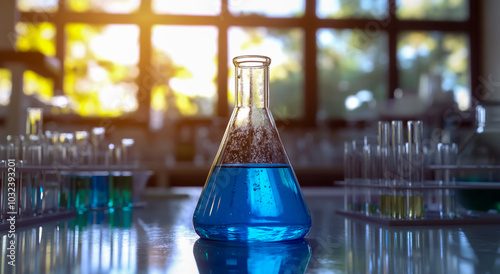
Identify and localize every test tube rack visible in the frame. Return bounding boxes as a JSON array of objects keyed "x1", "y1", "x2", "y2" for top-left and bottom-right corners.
[
  {"x1": 0, "y1": 165, "x2": 151, "y2": 231},
  {"x1": 336, "y1": 165, "x2": 500, "y2": 226}
]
